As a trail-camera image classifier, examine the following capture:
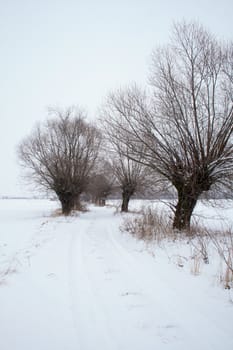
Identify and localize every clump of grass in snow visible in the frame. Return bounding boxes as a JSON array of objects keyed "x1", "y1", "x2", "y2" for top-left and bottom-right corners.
[
  {"x1": 208, "y1": 227, "x2": 233, "y2": 289},
  {"x1": 121, "y1": 206, "x2": 174, "y2": 243}
]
